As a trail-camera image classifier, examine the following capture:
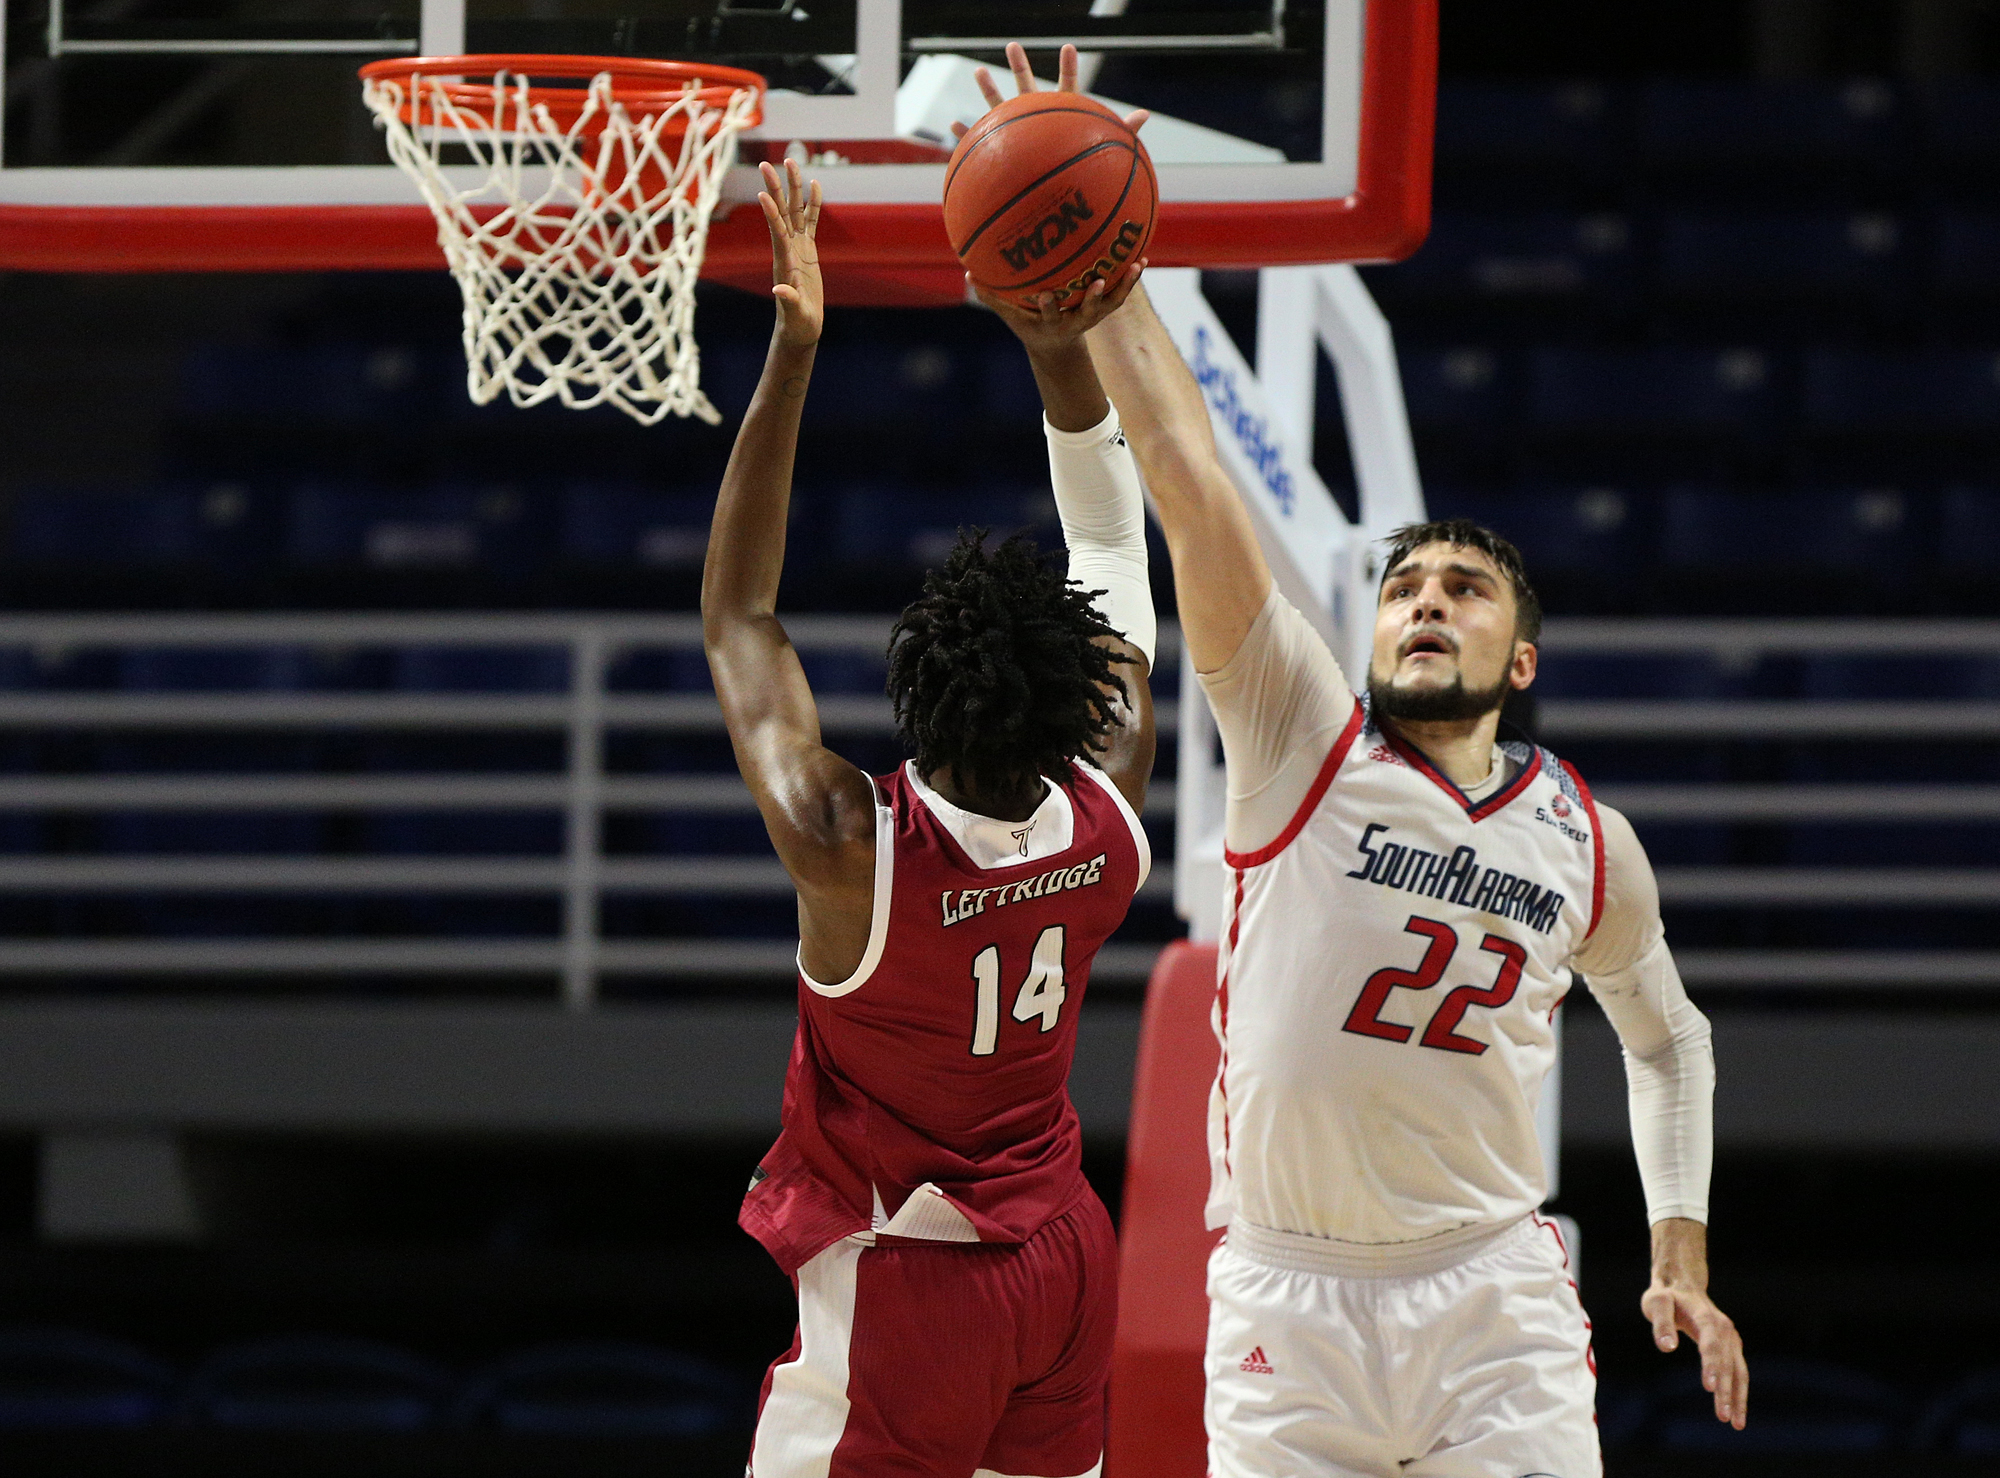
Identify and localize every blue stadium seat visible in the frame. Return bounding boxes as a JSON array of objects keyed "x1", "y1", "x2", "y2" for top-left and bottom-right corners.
[
  {"x1": 1659, "y1": 488, "x2": 1923, "y2": 582},
  {"x1": 450, "y1": 1342, "x2": 746, "y2": 1437},
  {"x1": 1644, "y1": 1358, "x2": 1904, "y2": 1452},
  {"x1": 1399, "y1": 348, "x2": 1513, "y2": 434},
  {"x1": 1659, "y1": 212, "x2": 1907, "y2": 303},
  {"x1": 1426, "y1": 484, "x2": 1644, "y2": 584},
  {"x1": 606, "y1": 647, "x2": 713, "y2": 693},
  {"x1": 803, "y1": 343, "x2": 971, "y2": 432},
  {"x1": 1637, "y1": 80, "x2": 1902, "y2": 178},
  {"x1": 561, "y1": 486, "x2": 713, "y2": 571},
  {"x1": 1941, "y1": 486, "x2": 2000, "y2": 567},
  {"x1": 179, "y1": 1336, "x2": 450, "y2": 1432},
  {"x1": 978, "y1": 342, "x2": 1045, "y2": 425},
  {"x1": 98, "y1": 812, "x2": 320, "y2": 857},
  {"x1": 181, "y1": 344, "x2": 443, "y2": 424},
  {"x1": 1786, "y1": 821, "x2": 1996, "y2": 867},
  {"x1": 1918, "y1": 84, "x2": 2000, "y2": 183},
  {"x1": 1915, "y1": 1370, "x2": 2000, "y2": 1455},
  {"x1": 832, "y1": 482, "x2": 1055, "y2": 568},
  {"x1": 6, "y1": 483, "x2": 272, "y2": 572},
  {"x1": 1432, "y1": 82, "x2": 1622, "y2": 181},
  {"x1": 1384, "y1": 213, "x2": 1637, "y2": 307},
  {"x1": 362, "y1": 811, "x2": 562, "y2": 857},
  {"x1": 285, "y1": 484, "x2": 547, "y2": 576},
  {"x1": 628, "y1": 812, "x2": 772, "y2": 857},
  {"x1": 0, "y1": 1329, "x2": 174, "y2": 1430},
  {"x1": 1797, "y1": 653, "x2": 2000, "y2": 701},
  {"x1": 1802, "y1": 351, "x2": 2000, "y2": 434},
  {"x1": 390, "y1": 646, "x2": 569, "y2": 692},
  {"x1": 117, "y1": 646, "x2": 309, "y2": 693},
  {"x1": 1532, "y1": 651, "x2": 1751, "y2": 702},
  {"x1": 1934, "y1": 212, "x2": 2000, "y2": 299},
  {"x1": 1528, "y1": 349, "x2": 1779, "y2": 436}
]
